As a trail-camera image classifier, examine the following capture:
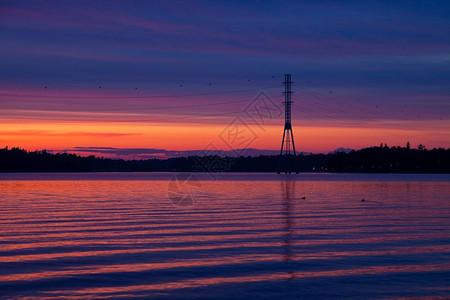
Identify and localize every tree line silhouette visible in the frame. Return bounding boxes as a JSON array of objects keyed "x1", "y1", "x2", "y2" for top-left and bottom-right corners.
[{"x1": 1, "y1": 144, "x2": 449, "y2": 173}]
